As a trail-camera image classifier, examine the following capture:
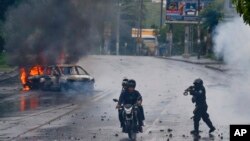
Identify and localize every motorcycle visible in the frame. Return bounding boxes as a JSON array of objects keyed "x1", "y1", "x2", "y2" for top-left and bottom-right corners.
[{"x1": 113, "y1": 99, "x2": 139, "y2": 141}]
